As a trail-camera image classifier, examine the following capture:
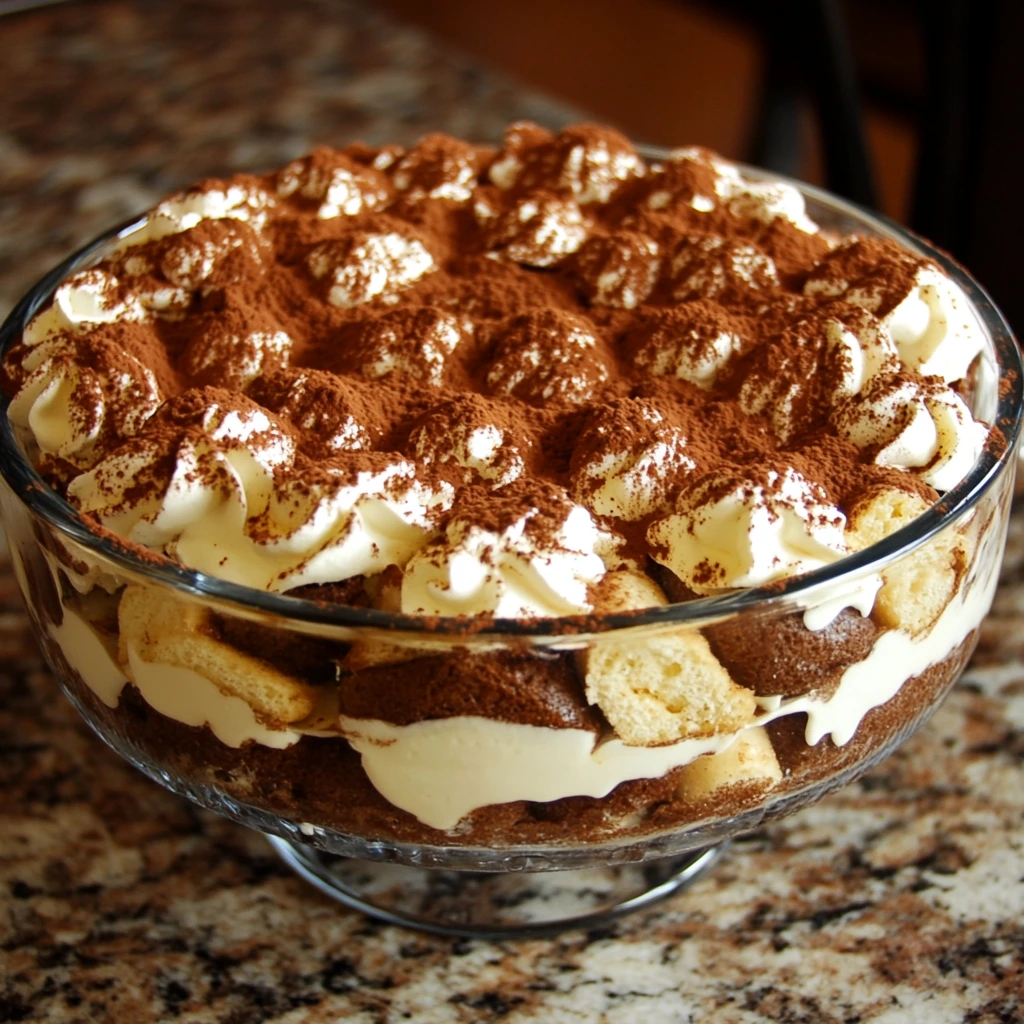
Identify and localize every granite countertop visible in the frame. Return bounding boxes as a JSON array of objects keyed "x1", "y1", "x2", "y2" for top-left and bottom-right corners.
[{"x1": 1, "y1": 2, "x2": 1023, "y2": 1021}]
